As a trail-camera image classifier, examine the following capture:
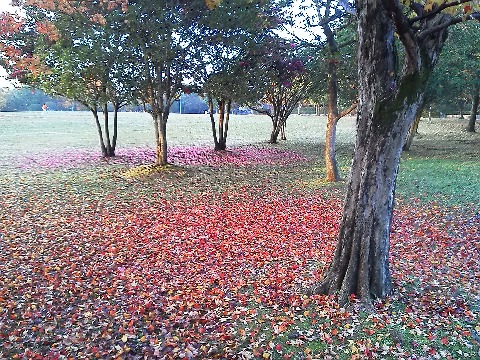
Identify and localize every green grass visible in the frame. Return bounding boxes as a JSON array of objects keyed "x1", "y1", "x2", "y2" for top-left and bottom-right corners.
[{"x1": 397, "y1": 158, "x2": 480, "y2": 206}]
